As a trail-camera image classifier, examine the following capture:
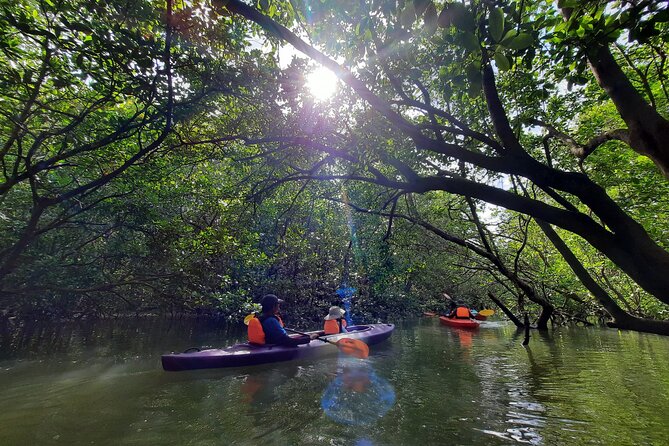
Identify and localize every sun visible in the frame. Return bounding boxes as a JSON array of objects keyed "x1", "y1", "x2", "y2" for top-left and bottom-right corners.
[{"x1": 306, "y1": 66, "x2": 338, "y2": 101}]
